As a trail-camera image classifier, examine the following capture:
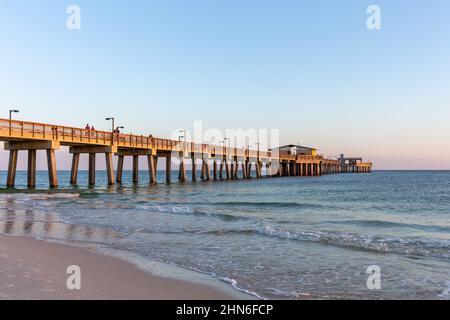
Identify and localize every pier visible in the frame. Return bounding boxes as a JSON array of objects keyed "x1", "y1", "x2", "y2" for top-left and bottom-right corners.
[
  {"x1": 339, "y1": 154, "x2": 372, "y2": 173},
  {"x1": 0, "y1": 118, "x2": 372, "y2": 188}
]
